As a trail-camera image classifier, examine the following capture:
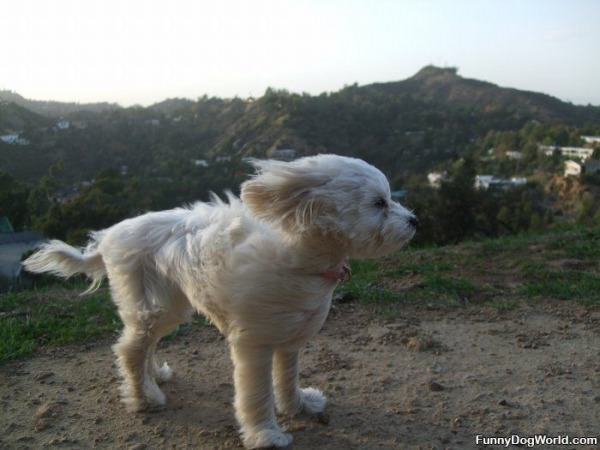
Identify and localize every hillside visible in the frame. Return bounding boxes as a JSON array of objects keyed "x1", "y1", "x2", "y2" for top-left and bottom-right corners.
[
  {"x1": 2, "y1": 67, "x2": 600, "y2": 245},
  {"x1": 0, "y1": 101, "x2": 52, "y2": 133},
  {"x1": 2, "y1": 66, "x2": 600, "y2": 186},
  {"x1": 0, "y1": 90, "x2": 120, "y2": 118},
  {"x1": 364, "y1": 66, "x2": 596, "y2": 123}
]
